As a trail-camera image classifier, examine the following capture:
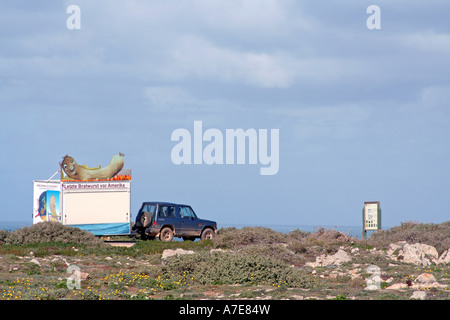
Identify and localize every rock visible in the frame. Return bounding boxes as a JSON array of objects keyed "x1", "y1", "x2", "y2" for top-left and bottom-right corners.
[
  {"x1": 387, "y1": 241, "x2": 406, "y2": 256},
  {"x1": 415, "y1": 273, "x2": 436, "y2": 284},
  {"x1": 51, "y1": 257, "x2": 70, "y2": 267},
  {"x1": 410, "y1": 291, "x2": 426, "y2": 300},
  {"x1": 437, "y1": 250, "x2": 450, "y2": 265},
  {"x1": 388, "y1": 242, "x2": 439, "y2": 266},
  {"x1": 162, "y1": 248, "x2": 195, "y2": 260},
  {"x1": 79, "y1": 272, "x2": 90, "y2": 281},
  {"x1": 388, "y1": 263, "x2": 398, "y2": 267},
  {"x1": 412, "y1": 273, "x2": 445, "y2": 289},
  {"x1": 348, "y1": 268, "x2": 361, "y2": 280},
  {"x1": 9, "y1": 265, "x2": 19, "y2": 272},
  {"x1": 210, "y1": 249, "x2": 227, "y2": 254},
  {"x1": 328, "y1": 249, "x2": 351, "y2": 265},
  {"x1": 29, "y1": 258, "x2": 40, "y2": 267},
  {"x1": 412, "y1": 282, "x2": 445, "y2": 289},
  {"x1": 401, "y1": 243, "x2": 438, "y2": 265},
  {"x1": 305, "y1": 249, "x2": 351, "y2": 267},
  {"x1": 386, "y1": 283, "x2": 408, "y2": 290}
]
